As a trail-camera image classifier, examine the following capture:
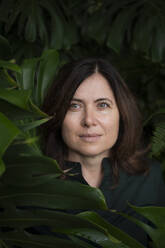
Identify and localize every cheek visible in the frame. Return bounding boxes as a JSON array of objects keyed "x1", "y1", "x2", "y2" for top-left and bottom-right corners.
[
  {"x1": 62, "y1": 114, "x2": 77, "y2": 142},
  {"x1": 105, "y1": 112, "x2": 120, "y2": 135}
]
